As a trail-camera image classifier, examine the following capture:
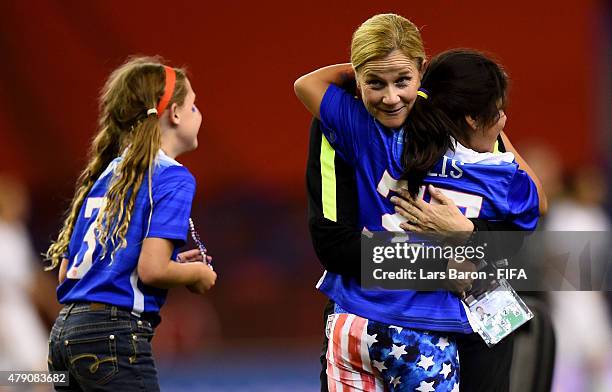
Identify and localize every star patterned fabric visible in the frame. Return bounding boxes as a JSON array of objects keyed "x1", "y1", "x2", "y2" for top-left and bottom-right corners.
[
  {"x1": 326, "y1": 310, "x2": 460, "y2": 392},
  {"x1": 365, "y1": 319, "x2": 460, "y2": 391}
]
